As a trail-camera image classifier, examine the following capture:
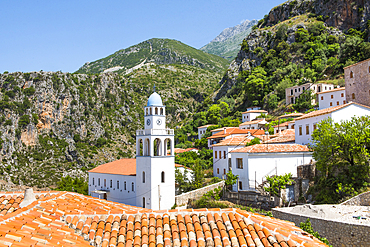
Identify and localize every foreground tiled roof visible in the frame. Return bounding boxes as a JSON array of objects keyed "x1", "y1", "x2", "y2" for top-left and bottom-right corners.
[
  {"x1": 88, "y1": 159, "x2": 137, "y2": 176},
  {"x1": 0, "y1": 191, "x2": 327, "y2": 246},
  {"x1": 212, "y1": 136, "x2": 252, "y2": 147},
  {"x1": 295, "y1": 102, "x2": 370, "y2": 121},
  {"x1": 208, "y1": 128, "x2": 265, "y2": 139},
  {"x1": 231, "y1": 144, "x2": 311, "y2": 153},
  {"x1": 265, "y1": 130, "x2": 295, "y2": 144}
]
